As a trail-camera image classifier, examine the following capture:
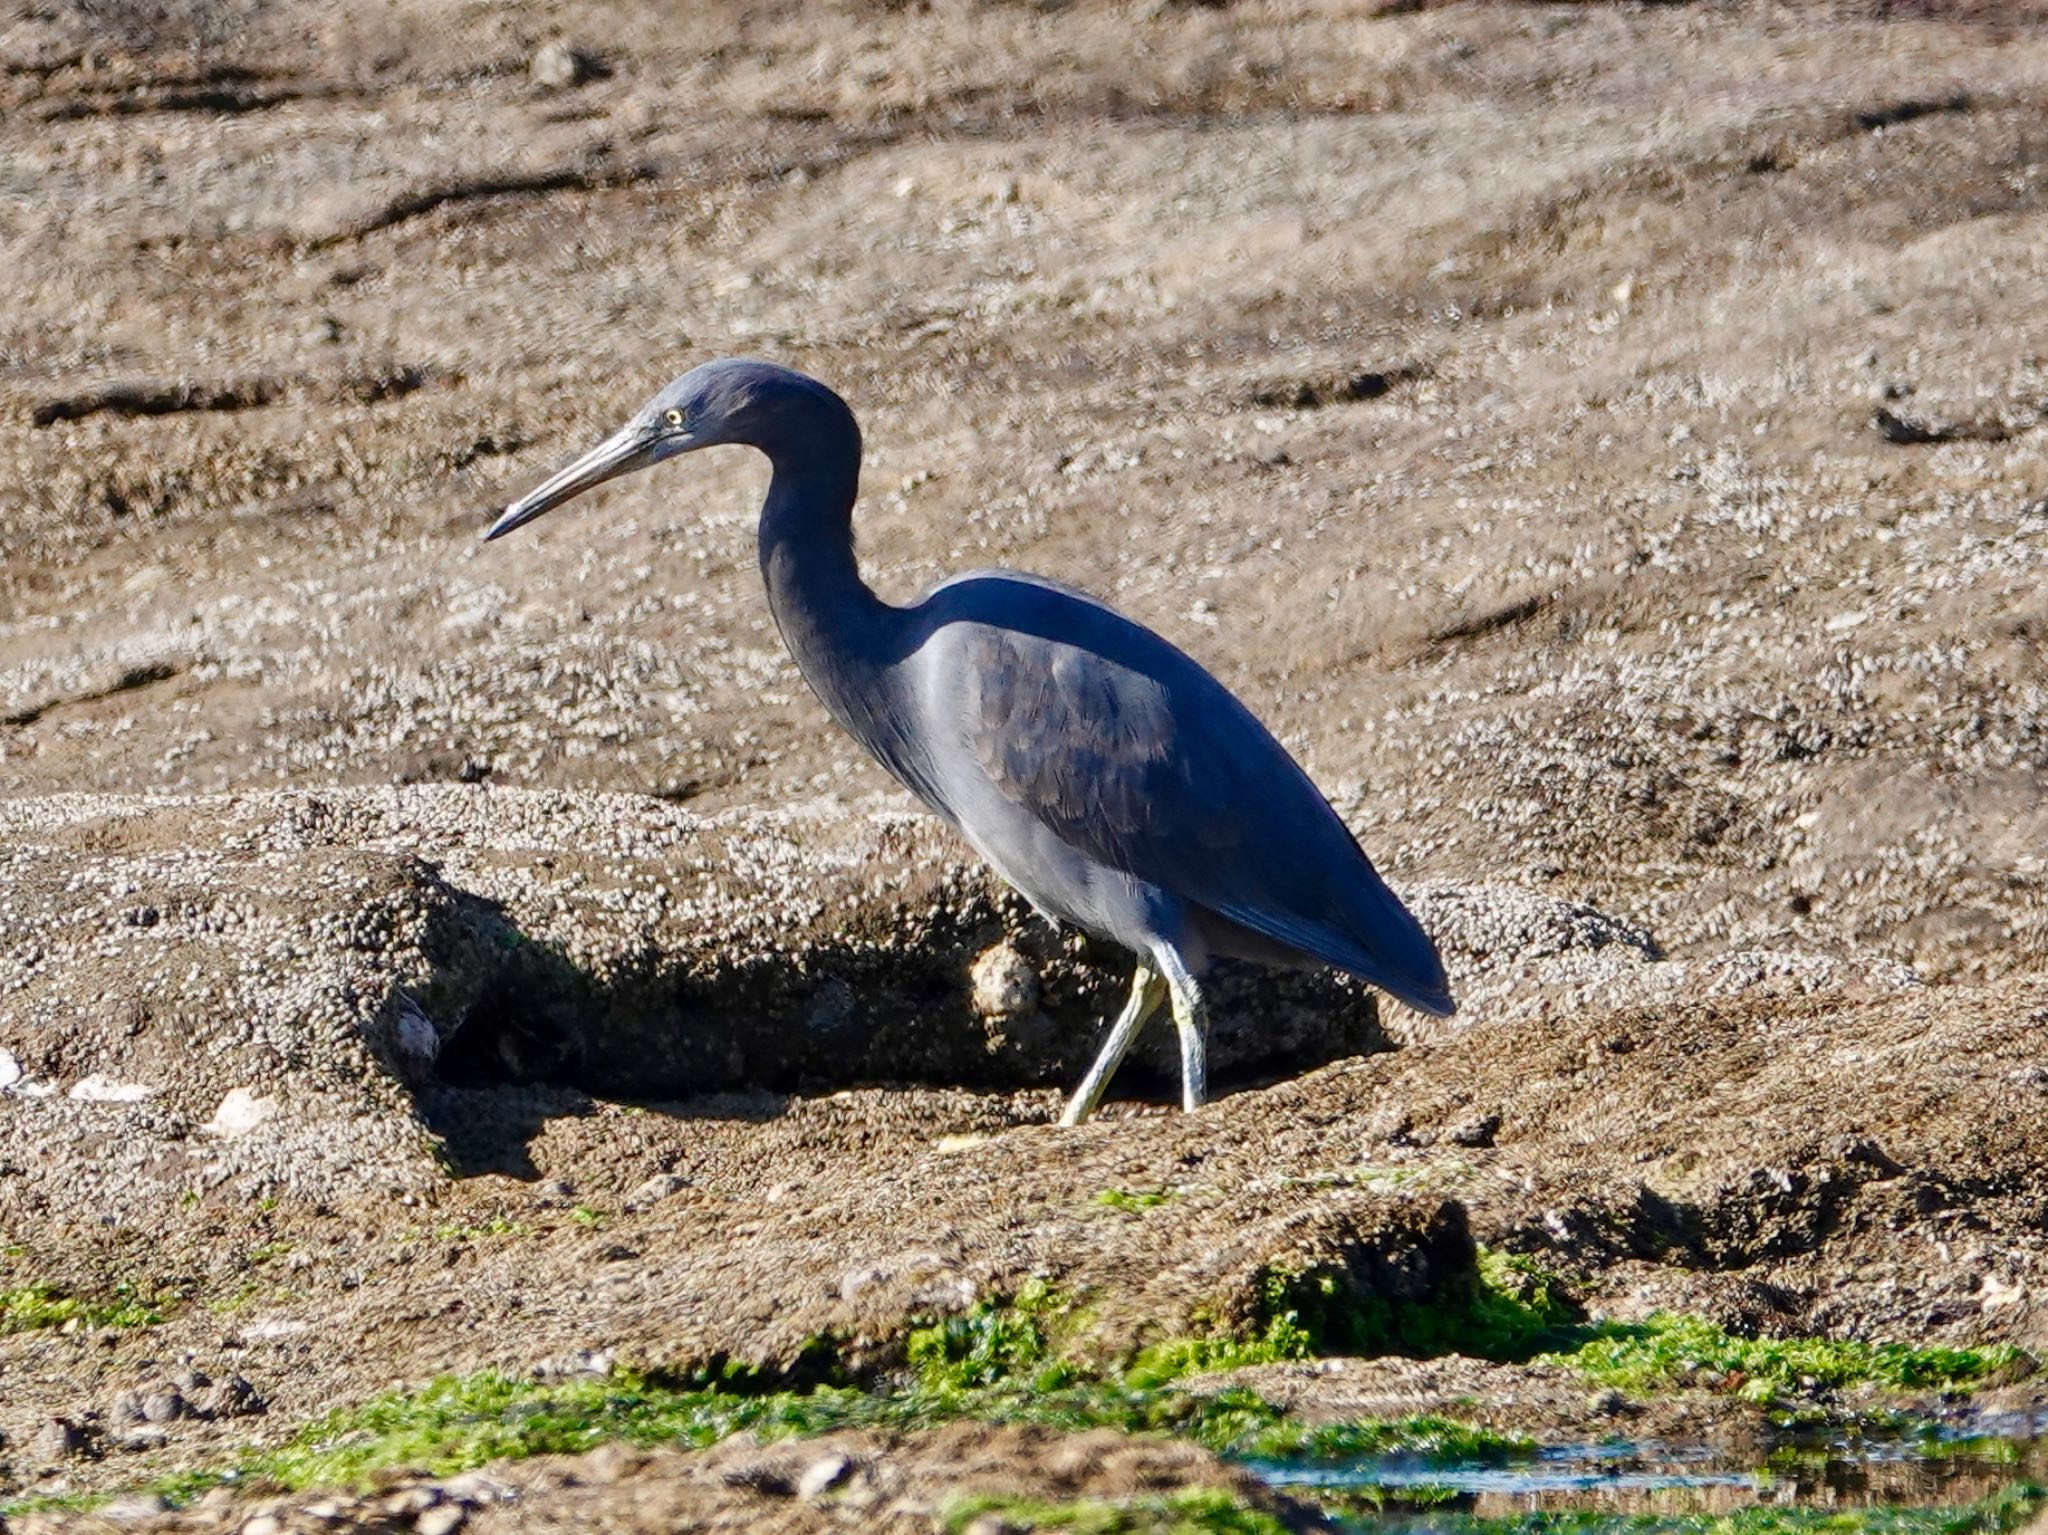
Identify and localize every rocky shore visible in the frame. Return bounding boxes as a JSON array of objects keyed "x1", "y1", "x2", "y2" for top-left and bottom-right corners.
[{"x1": 7, "y1": 0, "x2": 2048, "y2": 1528}]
